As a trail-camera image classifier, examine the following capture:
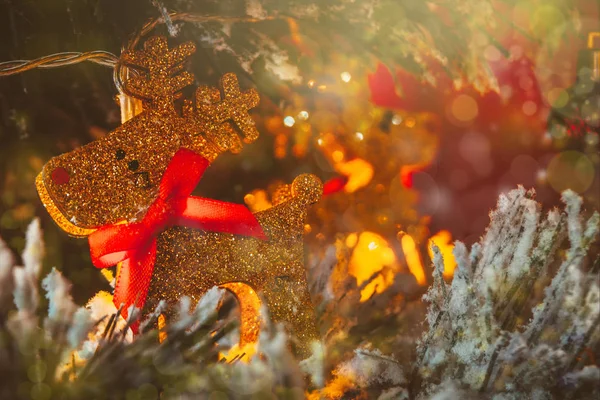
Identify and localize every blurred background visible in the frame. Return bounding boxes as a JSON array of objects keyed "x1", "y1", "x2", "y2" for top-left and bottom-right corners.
[{"x1": 0, "y1": 0, "x2": 598, "y2": 304}]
